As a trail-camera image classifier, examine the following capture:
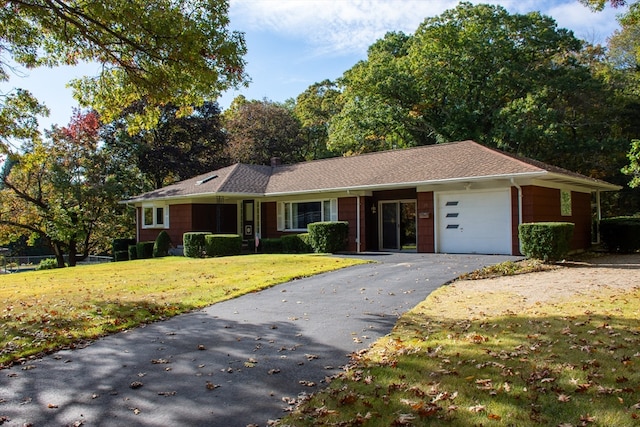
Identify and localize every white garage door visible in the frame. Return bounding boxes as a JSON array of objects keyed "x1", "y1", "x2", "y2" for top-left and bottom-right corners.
[{"x1": 437, "y1": 190, "x2": 512, "y2": 255}]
